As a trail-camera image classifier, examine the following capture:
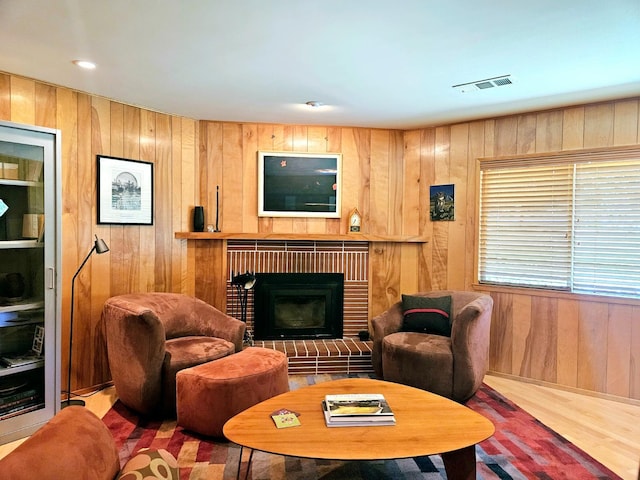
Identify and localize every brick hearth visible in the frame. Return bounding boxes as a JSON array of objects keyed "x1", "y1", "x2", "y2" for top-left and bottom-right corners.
[
  {"x1": 228, "y1": 240, "x2": 375, "y2": 375},
  {"x1": 254, "y1": 338, "x2": 374, "y2": 375}
]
